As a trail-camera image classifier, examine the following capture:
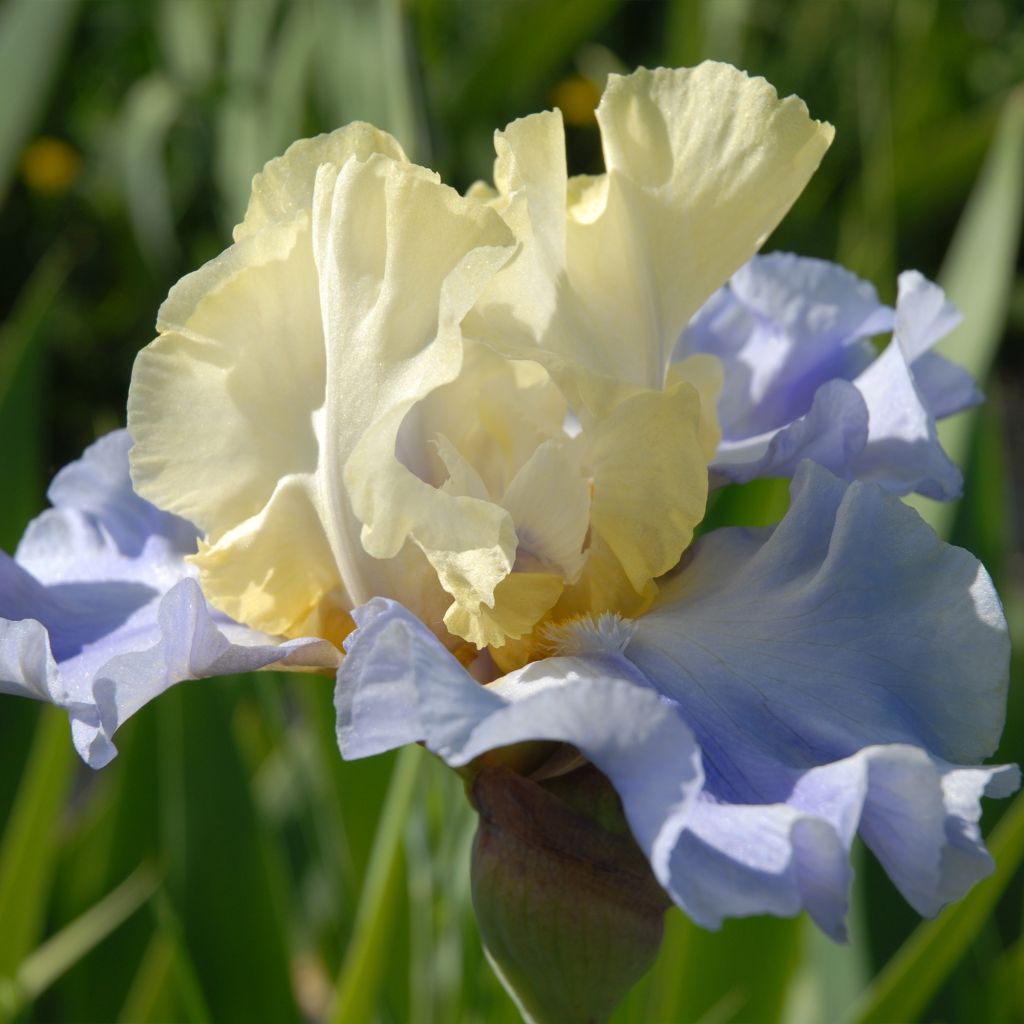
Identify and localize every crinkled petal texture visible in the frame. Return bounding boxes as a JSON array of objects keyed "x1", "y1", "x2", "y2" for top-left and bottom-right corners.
[
  {"x1": 0, "y1": 432, "x2": 338, "y2": 768},
  {"x1": 681, "y1": 254, "x2": 980, "y2": 497},
  {"x1": 336, "y1": 464, "x2": 1017, "y2": 939},
  {"x1": 129, "y1": 123, "x2": 531, "y2": 648}
]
